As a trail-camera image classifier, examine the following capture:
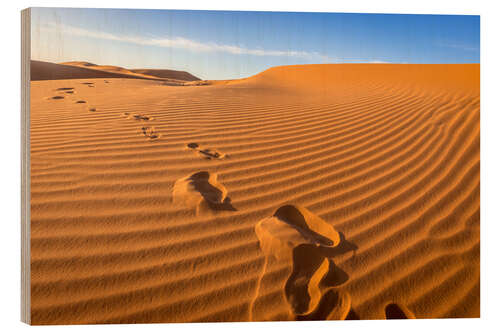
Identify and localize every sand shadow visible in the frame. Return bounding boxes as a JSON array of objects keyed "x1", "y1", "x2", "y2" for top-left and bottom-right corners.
[
  {"x1": 345, "y1": 308, "x2": 360, "y2": 320},
  {"x1": 187, "y1": 142, "x2": 227, "y2": 160},
  {"x1": 189, "y1": 172, "x2": 236, "y2": 211},
  {"x1": 296, "y1": 288, "x2": 351, "y2": 321},
  {"x1": 141, "y1": 126, "x2": 161, "y2": 140},
  {"x1": 285, "y1": 244, "x2": 349, "y2": 316},
  {"x1": 173, "y1": 171, "x2": 236, "y2": 212},
  {"x1": 385, "y1": 303, "x2": 415, "y2": 319},
  {"x1": 320, "y1": 232, "x2": 358, "y2": 257}
]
